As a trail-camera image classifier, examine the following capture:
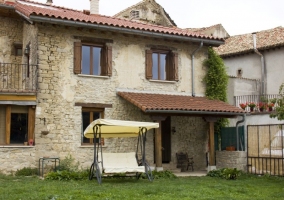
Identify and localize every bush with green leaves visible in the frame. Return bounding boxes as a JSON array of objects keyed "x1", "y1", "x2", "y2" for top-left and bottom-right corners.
[
  {"x1": 207, "y1": 168, "x2": 242, "y2": 180},
  {"x1": 151, "y1": 170, "x2": 177, "y2": 179},
  {"x1": 55, "y1": 154, "x2": 79, "y2": 172},
  {"x1": 45, "y1": 154, "x2": 87, "y2": 181},
  {"x1": 15, "y1": 167, "x2": 38, "y2": 176}
]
